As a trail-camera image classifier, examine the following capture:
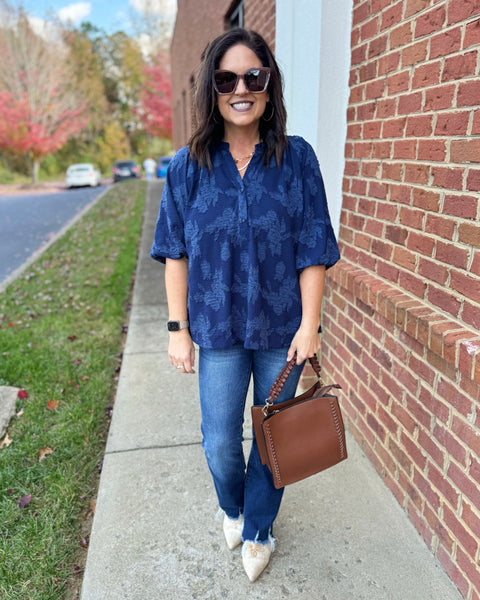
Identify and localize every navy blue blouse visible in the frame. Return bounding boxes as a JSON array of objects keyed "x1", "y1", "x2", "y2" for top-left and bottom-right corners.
[{"x1": 151, "y1": 135, "x2": 340, "y2": 349}]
